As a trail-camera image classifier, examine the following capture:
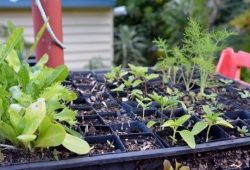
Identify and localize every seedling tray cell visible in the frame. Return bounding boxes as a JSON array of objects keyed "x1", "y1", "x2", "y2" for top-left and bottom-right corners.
[{"x1": 110, "y1": 121, "x2": 151, "y2": 135}]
